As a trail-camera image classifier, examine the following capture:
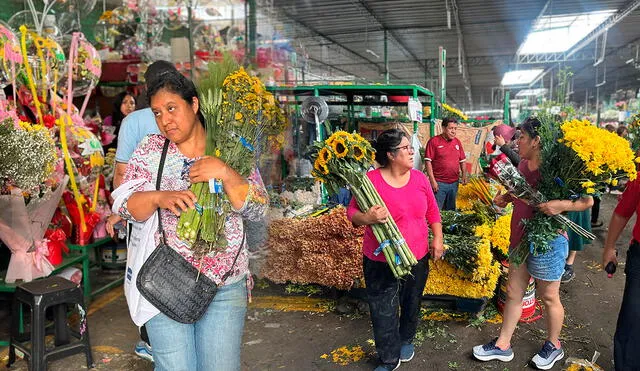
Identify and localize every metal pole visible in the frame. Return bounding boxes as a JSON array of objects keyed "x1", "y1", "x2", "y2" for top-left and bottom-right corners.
[
  {"x1": 439, "y1": 46, "x2": 446, "y2": 105},
  {"x1": 504, "y1": 91, "x2": 510, "y2": 124},
  {"x1": 384, "y1": 29, "x2": 389, "y2": 84},
  {"x1": 596, "y1": 86, "x2": 601, "y2": 127},
  {"x1": 549, "y1": 71, "x2": 553, "y2": 101},
  {"x1": 248, "y1": 0, "x2": 257, "y2": 62},
  {"x1": 187, "y1": 4, "x2": 195, "y2": 80}
]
